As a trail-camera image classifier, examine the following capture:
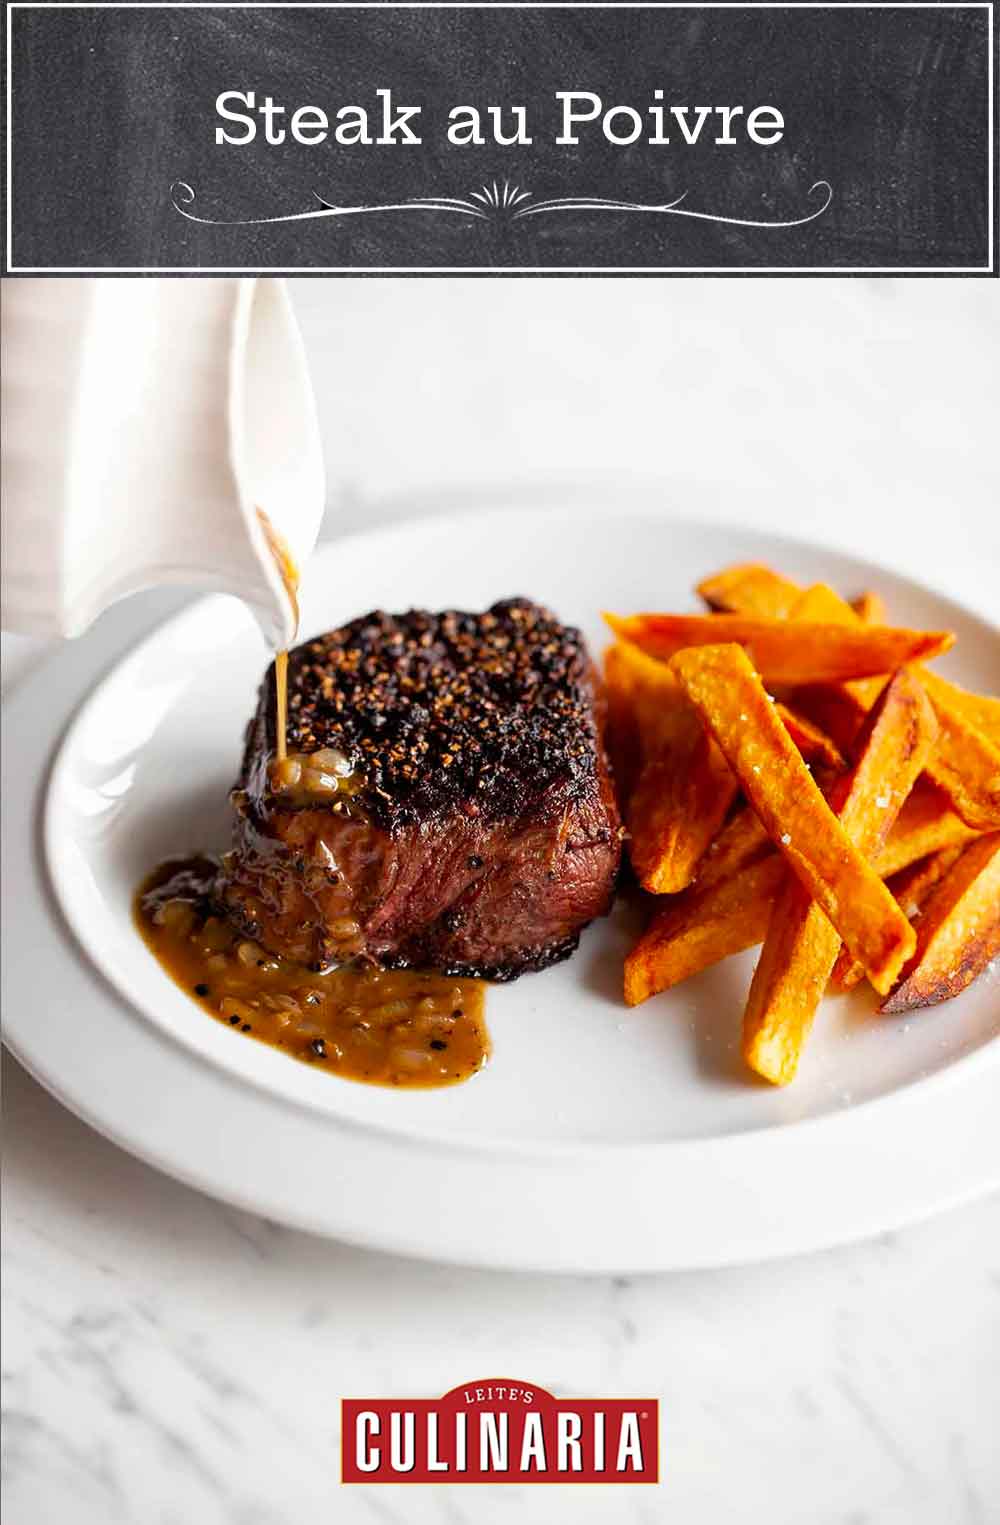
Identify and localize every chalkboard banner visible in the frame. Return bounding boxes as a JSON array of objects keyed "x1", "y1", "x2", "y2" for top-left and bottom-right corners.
[{"x1": 5, "y1": 3, "x2": 995, "y2": 273}]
